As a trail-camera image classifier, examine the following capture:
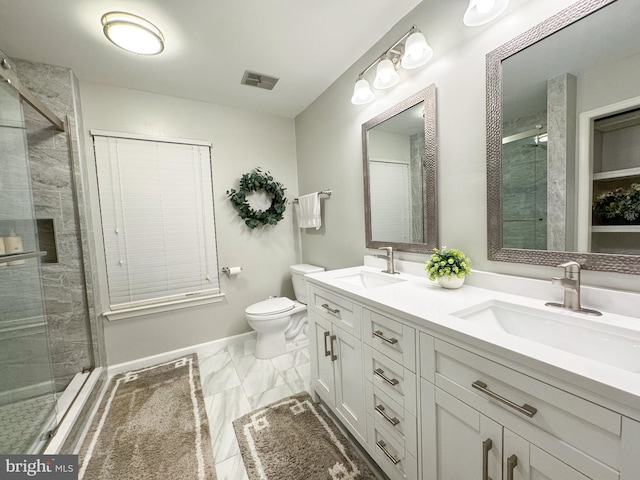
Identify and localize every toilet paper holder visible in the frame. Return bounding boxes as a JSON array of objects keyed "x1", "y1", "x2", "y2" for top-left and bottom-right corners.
[{"x1": 222, "y1": 266, "x2": 242, "y2": 275}]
